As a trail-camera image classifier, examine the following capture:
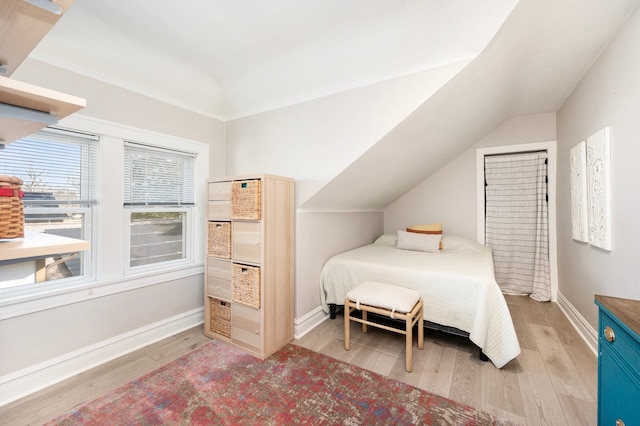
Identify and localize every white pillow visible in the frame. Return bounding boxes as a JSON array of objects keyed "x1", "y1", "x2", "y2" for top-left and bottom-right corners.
[
  {"x1": 373, "y1": 234, "x2": 397, "y2": 247},
  {"x1": 396, "y1": 230, "x2": 441, "y2": 253}
]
